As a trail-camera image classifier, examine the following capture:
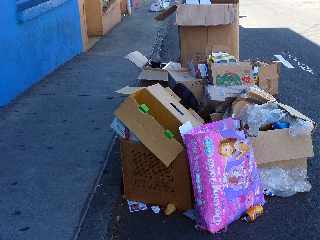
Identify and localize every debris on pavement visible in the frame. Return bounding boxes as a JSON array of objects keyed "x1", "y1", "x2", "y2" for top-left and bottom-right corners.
[
  {"x1": 151, "y1": 206, "x2": 161, "y2": 214},
  {"x1": 127, "y1": 200, "x2": 148, "y2": 213},
  {"x1": 109, "y1": 0, "x2": 316, "y2": 235},
  {"x1": 164, "y1": 203, "x2": 176, "y2": 216}
]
